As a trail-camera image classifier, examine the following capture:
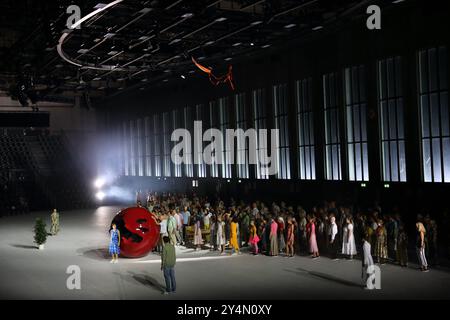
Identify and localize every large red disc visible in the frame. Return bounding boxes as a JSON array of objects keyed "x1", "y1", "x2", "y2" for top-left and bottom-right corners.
[{"x1": 111, "y1": 207, "x2": 160, "y2": 258}]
